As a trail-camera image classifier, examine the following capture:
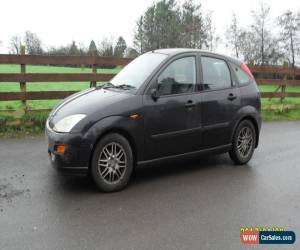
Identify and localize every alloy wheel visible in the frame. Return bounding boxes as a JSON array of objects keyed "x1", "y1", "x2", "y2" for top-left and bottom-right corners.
[
  {"x1": 237, "y1": 127, "x2": 253, "y2": 159},
  {"x1": 98, "y1": 142, "x2": 127, "y2": 184}
]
